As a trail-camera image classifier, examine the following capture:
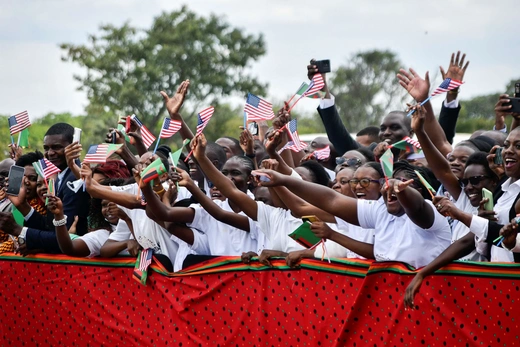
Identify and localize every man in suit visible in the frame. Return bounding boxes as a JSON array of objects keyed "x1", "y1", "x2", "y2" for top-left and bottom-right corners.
[{"x1": 0, "y1": 123, "x2": 90, "y2": 253}]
